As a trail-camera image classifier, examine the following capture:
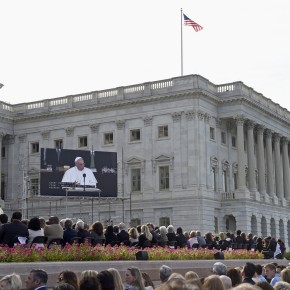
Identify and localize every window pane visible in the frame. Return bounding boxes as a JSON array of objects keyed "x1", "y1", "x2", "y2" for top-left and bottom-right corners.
[
  {"x1": 159, "y1": 166, "x2": 169, "y2": 191},
  {"x1": 131, "y1": 168, "x2": 141, "y2": 191},
  {"x1": 130, "y1": 129, "x2": 141, "y2": 141}
]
